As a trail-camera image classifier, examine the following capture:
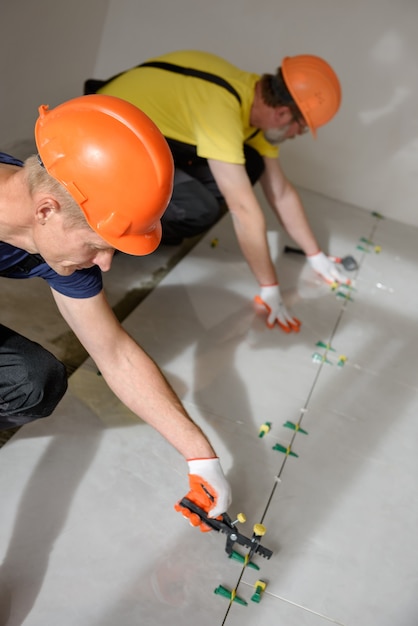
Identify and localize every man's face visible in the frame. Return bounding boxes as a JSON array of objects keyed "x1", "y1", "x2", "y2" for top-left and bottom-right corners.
[
  {"x1": 34, "y1": 210, "x2": 115, "y2": 276},
  {"x1": 263, "y1": 107, "x2": 309, "y2": 145},
  {"x1": 263, "y1": 125, "x2": 293, "y2": 145}
]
